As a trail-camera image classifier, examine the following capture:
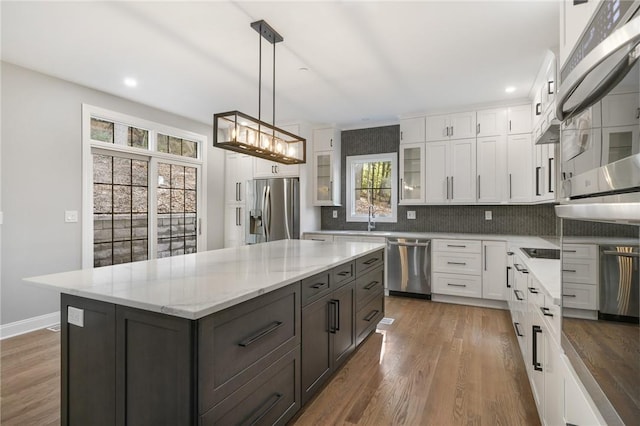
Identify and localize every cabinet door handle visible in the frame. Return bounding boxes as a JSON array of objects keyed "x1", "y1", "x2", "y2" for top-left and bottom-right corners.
[
  {"x1": 514, "y1": 322, "x2": 524, "y2": 337},
  {"x1": 563, "y1": 269, "x2": 577, "y2": 273},
  {"x1": 330, "y1": 137, "x2": 333, "y2": 147},
  {"x1": 241, "y1": 392, "x2": 283, "y2": 426},
  {"x1": 363, "y1": 258, "x2": 379, "y2": 265},
  {"x1": 446, "y1": 176, "x2": 450, "y2": 199},
  {"x1": 236, "y1": 182, "x2": 239, "y2": 201},
  {"x1": 535, "y1": 166, "x2": 541, "y2": 196},
  {"x1": 562, "y1": 294, "x2": 577, "y2": 298},
  {"x1": 444, "y1": 126, "x2": 449, "y2": 137},
  {"x1": 328, "y1": 301, "x2": 337, "y2": 334},
  {"x1": 400, "y1": 178, "x2": 403, "y2": 200},
  {"x1": 311, "y1": 282, "x2": 327, "y2": 289},
  {"x1": 400, "y1": 131, "x2": 403, "y2": 141},
  {"x1": 364, "y1": 309, "x2": 379, "y2": 322},
  {"x1": 532, "y1": 325, "x2": 543, "y2": 372},
  {"x1": 540, "y1": 306, "x2": 553, "y2": 317},
  {"x1": 514, "y1": 289, "x2": 524, "y2": 301},
  {"x1": 447, "y1": 261, "x2": 467, "y2": 265},
  {"x1": 506, "y1": 266, "x2": 512, "y2": 288},
  {"x1": 450, "y1": 126, "x2": 454, "y2": 136},
  {"x1": 364, "y1": 280, "x2": 379, "y2": 290},
  {"x1": 477, "y1": 175, "x2": 481, "y2": 199},
  {"x1": 447, "y1": 283, "x2": 467, "y2": 287},
  {"x1": 548, "y1": 158, "x2": 554, "y2": 193},
  {"x1": 333, "y1": 299, "x2": 340, "y2": 331},
  {"x1": 477, "y1": 123, "x2": 480, "y2": 134},
  {"x1": 509, "y1": 173, "x2": 513, "y2": 199},
  {"x1": 238, "y1": 182, "x2": 242, "y2": 201},
  {"x1": 509, "y1": 120, "x2": 512, "y2": 132},
  {"x1": 451, "y1": 176, "x2": 454, "y2": 199},
  {"x1": 528, "y1": 287, "x2": 539, "y2": 294},
  {"x1": 329, "y1": 181, "x2": 333, "y2": 199},
  {"x1": 238, "y1": 321, "x2": 283, "y2": 347},
  {"x1": 484, "y1": 246, "x2": 487, "y2": 271}
]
